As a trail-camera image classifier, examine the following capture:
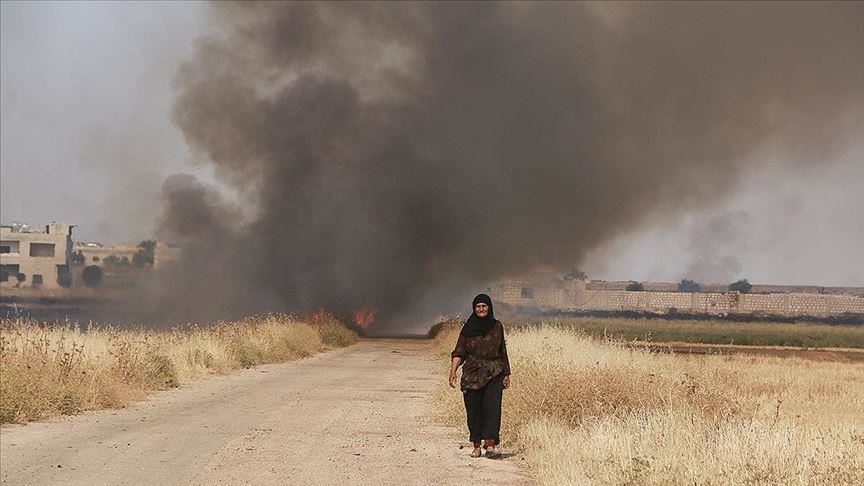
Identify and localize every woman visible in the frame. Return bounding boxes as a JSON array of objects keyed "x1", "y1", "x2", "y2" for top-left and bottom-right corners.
[{"x1": 449, "y1": 294, "x2": 511, "y2": 458}]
